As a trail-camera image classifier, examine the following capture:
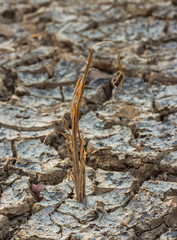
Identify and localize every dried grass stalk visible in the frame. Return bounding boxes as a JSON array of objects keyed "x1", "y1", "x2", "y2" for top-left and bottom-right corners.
[
  {"x1": 44, "y1": 41, "x2": 124, "y2": 202},
  {"x1": 69, "y1": 41, "x2": 124, "y2": 202}
]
